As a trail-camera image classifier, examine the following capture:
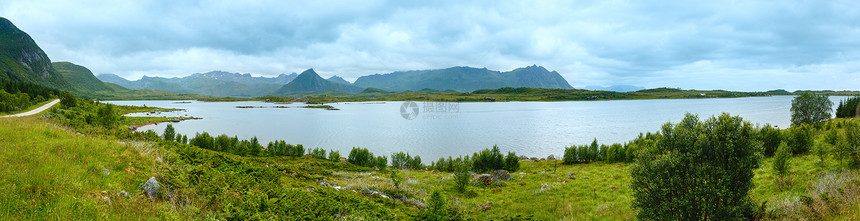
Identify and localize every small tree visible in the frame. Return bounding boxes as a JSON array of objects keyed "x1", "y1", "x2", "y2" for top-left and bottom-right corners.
[
  {"x1": 812, "y1": 141, "x2": 828, "y2": 167},
  {"x1": 790, "y1": 93, "x2": 833, "y2": 126},
  {"x1": 787, "y1": 125, "x2": 814, "y2": 154},
  {"x1": 472, "y1": 145, "x2": 504, "y2": 172},
  {"x1": 760, "y1": 124, "x2": 782, "y2": 157},
  {"x1": 163, "y1": 124, "x2": 175, "y2": 141},
  {"x1": 310, "y1": 148, "x2": 326, "y2": 159},
  {"x1": 563, "y1": 145, "x2": 577, "y2": 164},
  {"x1": 773, "y1": 142, "x2": 791, "y2": 189},
  {"x1": 631, "y1": 113, "x2": 760, "y2": 220},
  {"x1": 328, "y1": 150, "x2": 341, "y2": 162},
  {"x1": 453, "y1": 167, "x2": 470, "y2": 193},
  {"x1": 59, "y1": 91, "x2": 76, "y2": 107},
  {"x1": 835, "y1": 134, "x2": 851, "y2": 169},
  {"x1": 503, "y1": 151, "x2": 520, "y2": 172},
  {"x1": 417, "y1": 191, "x2": 449, "y2": 220}
]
